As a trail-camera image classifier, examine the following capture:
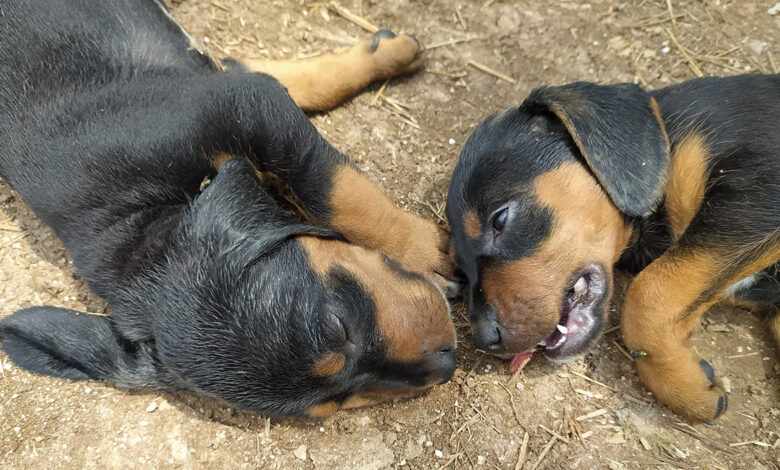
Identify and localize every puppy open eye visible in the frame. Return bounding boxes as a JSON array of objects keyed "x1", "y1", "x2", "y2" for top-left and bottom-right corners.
[{"x1": 491, "y1": 208, "x2": 508, "y2": 233}]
